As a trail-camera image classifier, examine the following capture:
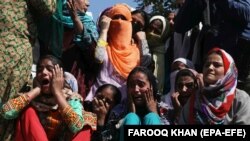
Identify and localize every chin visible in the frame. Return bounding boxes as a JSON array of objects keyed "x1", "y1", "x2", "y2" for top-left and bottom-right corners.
[
  {"x1": 134, "y1": 101, "x2": 144, "y2": 107},
  {"x1": 41, "y1": 89, "x2": 51, "y2": 95},
  {"x1": 204, "y1": 78, "x2": 217, "y2": 85}
]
